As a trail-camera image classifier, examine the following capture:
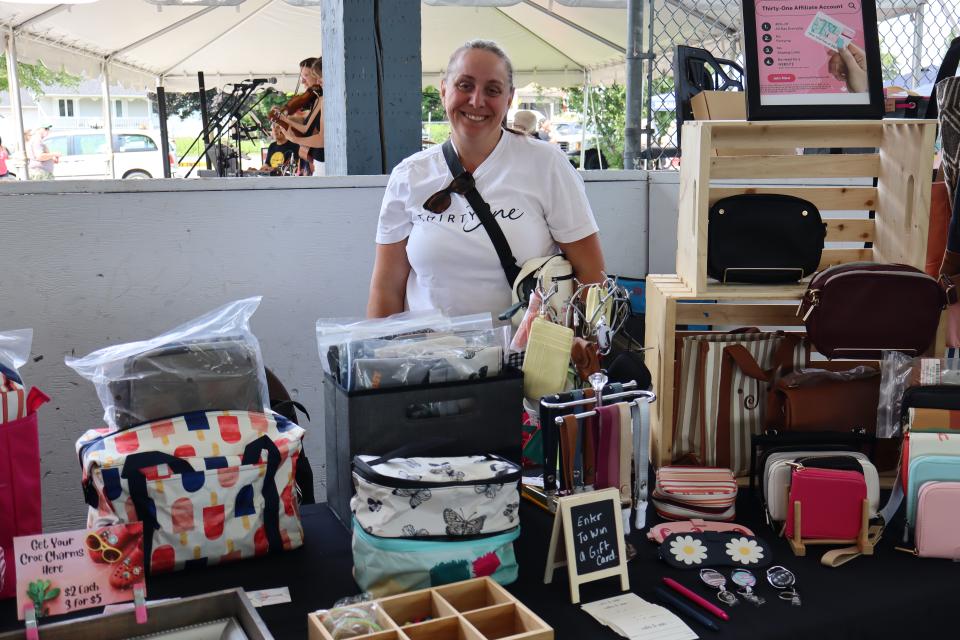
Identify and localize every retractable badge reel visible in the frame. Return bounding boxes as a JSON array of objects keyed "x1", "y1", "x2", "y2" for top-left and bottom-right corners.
[
  {"x1": 730, "y1": 568, "x2": 765, "y2": 606},
  {"x1": 766, "y1": 565, "x2": 801, "y2": 606},
  {"x1": 699, "y1": 568, "x2": 738, "y2": 606}
]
